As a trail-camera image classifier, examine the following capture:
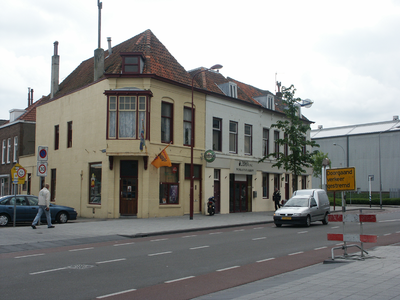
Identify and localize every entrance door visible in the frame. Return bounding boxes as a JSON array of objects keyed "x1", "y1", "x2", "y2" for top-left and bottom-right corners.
[
  {"x1": 231, "y1": 181, "x2": 247, "y2": 213},
  {"x1": 120, "y1": 160, "x2": 138, "y2": 216}
]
